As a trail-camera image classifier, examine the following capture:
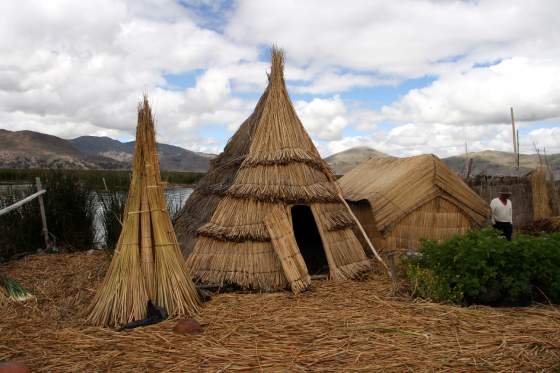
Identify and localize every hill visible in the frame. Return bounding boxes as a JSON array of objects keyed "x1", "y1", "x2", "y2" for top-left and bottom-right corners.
[
  {"x1": 326, "y1": 146, "x2": 560, "y2": 178},
  {"x1": 0, "y1": 130, "x2": 215, "y2": 172},
  {"x1": 325, "y1": 146, "x2": 391, "y2": 174},
  {"x1": 443, "y1": 150, "x2": 560, "y2": 178},
  {"x1": 0, "y1": 129, "x2": 100, "y2": 169},
  {"x1": 70, "y1": 136, "x2": 213, "y2": 172}
]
